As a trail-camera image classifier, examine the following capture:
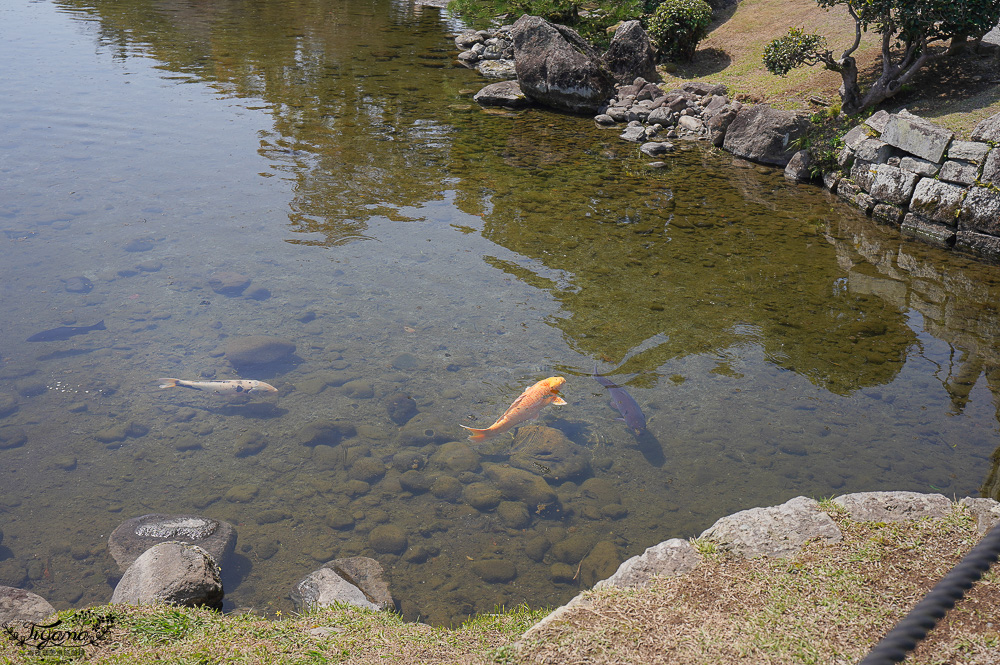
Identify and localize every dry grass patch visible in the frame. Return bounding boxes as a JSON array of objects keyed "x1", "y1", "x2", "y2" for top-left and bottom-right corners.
[{"x1": 517, "y1": 508, "x2": 1000, "y2": 665}]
